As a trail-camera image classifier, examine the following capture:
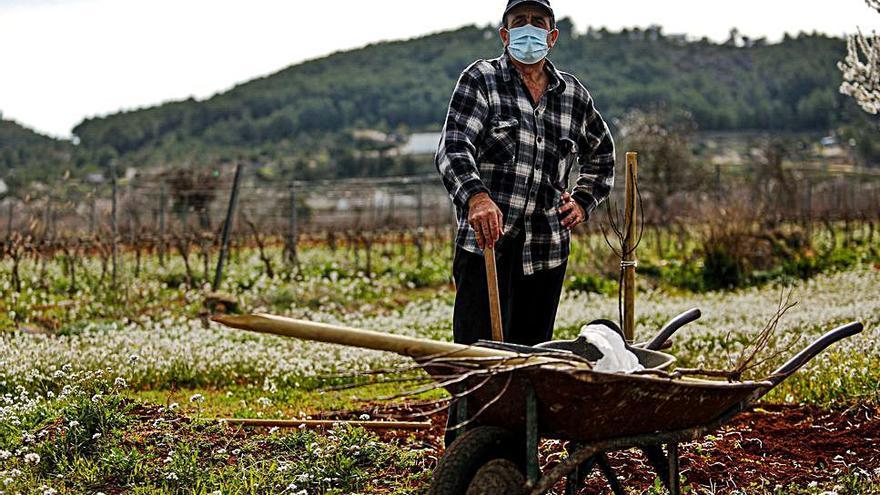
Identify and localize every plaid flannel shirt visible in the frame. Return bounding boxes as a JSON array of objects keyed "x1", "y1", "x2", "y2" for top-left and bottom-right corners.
[{"x1": 435, "y1": 52, "x2": 616, "y2": 275}]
